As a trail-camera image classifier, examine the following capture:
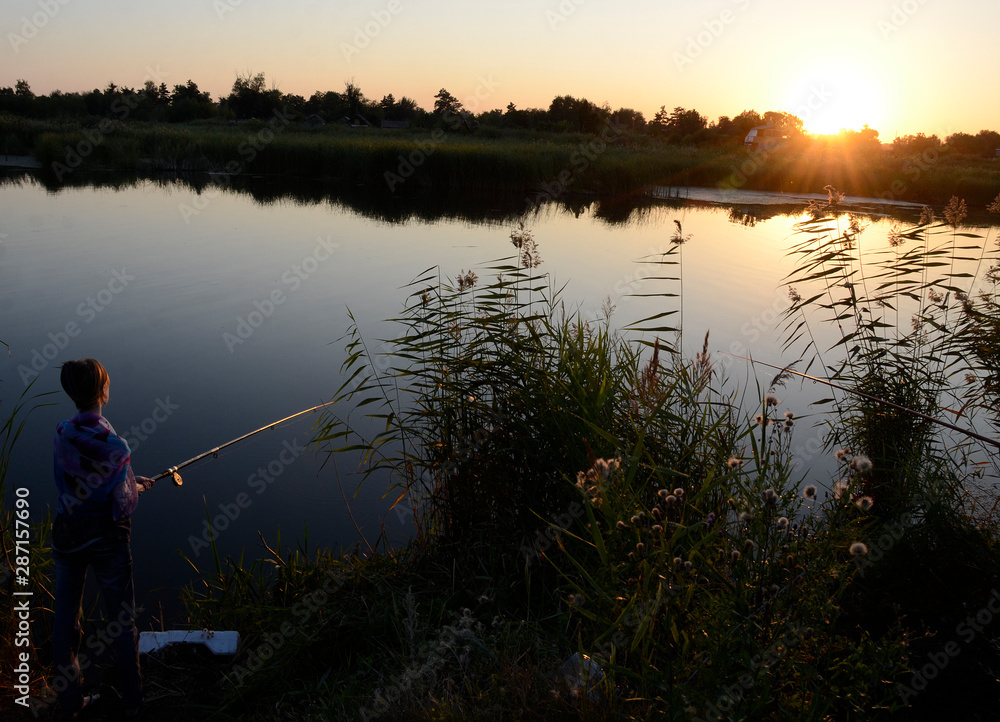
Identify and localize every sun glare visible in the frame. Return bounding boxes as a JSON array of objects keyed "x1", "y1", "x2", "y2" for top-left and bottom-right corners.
[{"x1": 779, "y1": 56, "x2": 891, "y2": 137}]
